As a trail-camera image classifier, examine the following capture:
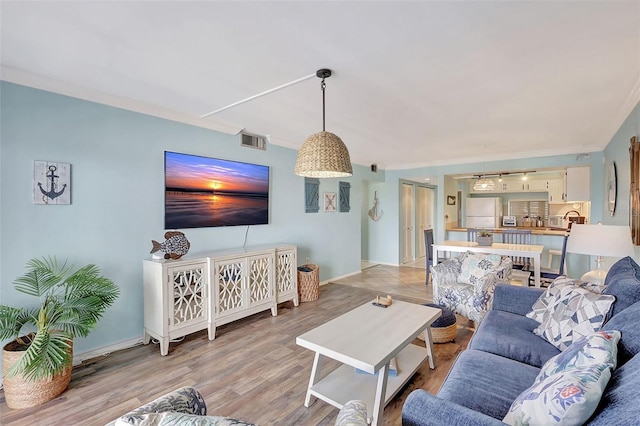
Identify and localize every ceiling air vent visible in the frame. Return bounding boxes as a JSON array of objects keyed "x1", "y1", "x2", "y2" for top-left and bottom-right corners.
[{"x1": 240, "y1": 133, "x2": 267, "y2": 151}]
